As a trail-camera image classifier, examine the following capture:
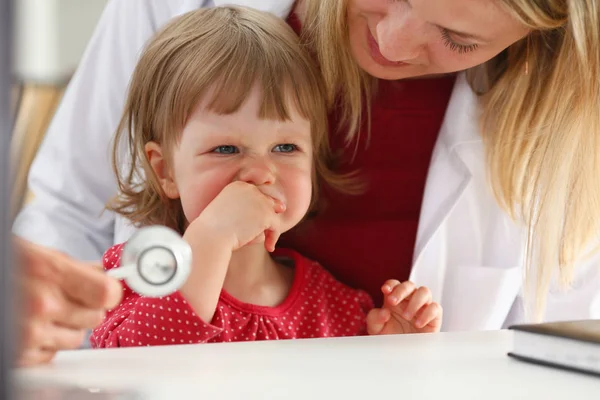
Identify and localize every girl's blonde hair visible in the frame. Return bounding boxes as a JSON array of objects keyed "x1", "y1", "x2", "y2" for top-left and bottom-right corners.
[
  {"x1": 302, "y1": 0, "x2": 600, "y2": 319},
  {"x1": 111, "y1": 6, "x2": 351, "y2": 234}
]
